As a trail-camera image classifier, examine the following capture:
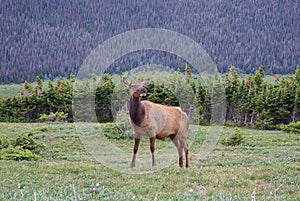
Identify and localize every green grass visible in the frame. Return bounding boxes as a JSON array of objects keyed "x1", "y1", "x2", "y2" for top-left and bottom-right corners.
[
  {"x1": 0, "y1": 84, "x2": 21, "y2": 98},
  {"x1": 0, "y1": 123, "x2": 299, "y2": 200}
]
